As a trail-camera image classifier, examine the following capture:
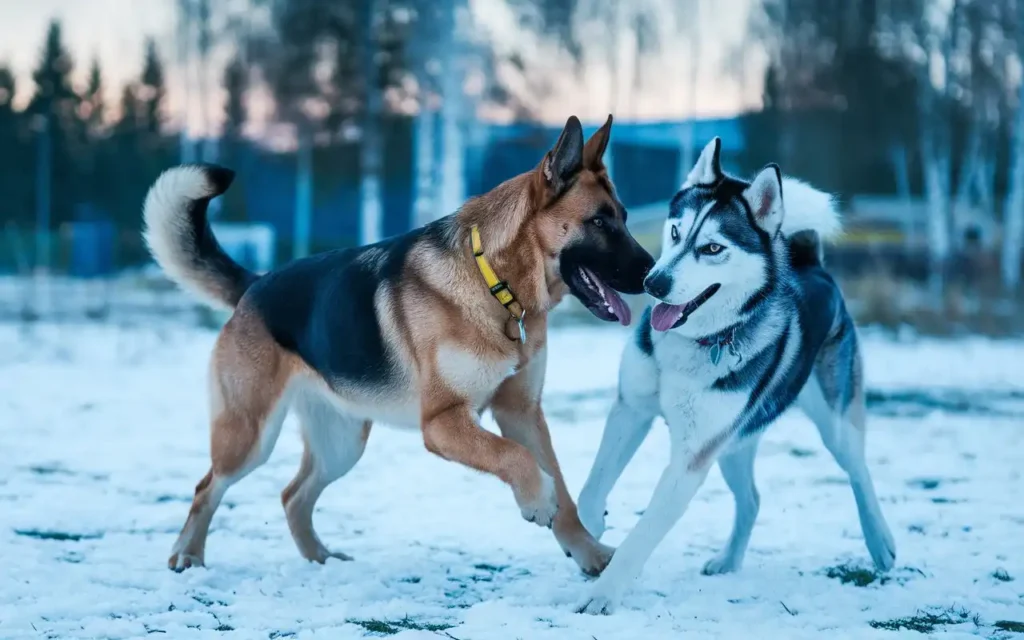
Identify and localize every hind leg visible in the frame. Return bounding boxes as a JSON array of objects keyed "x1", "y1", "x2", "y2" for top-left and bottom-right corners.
[
  {"x1": 702, "y1": 436, "x2": 761, "y2": 575},
  {"x1": 798, "y1": 379, "x2": 896, "y2": 571},
  {"x1": 168, "y1": 316, "x2": 294, "y2": 571},
  {"x1": 282, "y1": 388, "x2": 371, "y2": 563}
]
